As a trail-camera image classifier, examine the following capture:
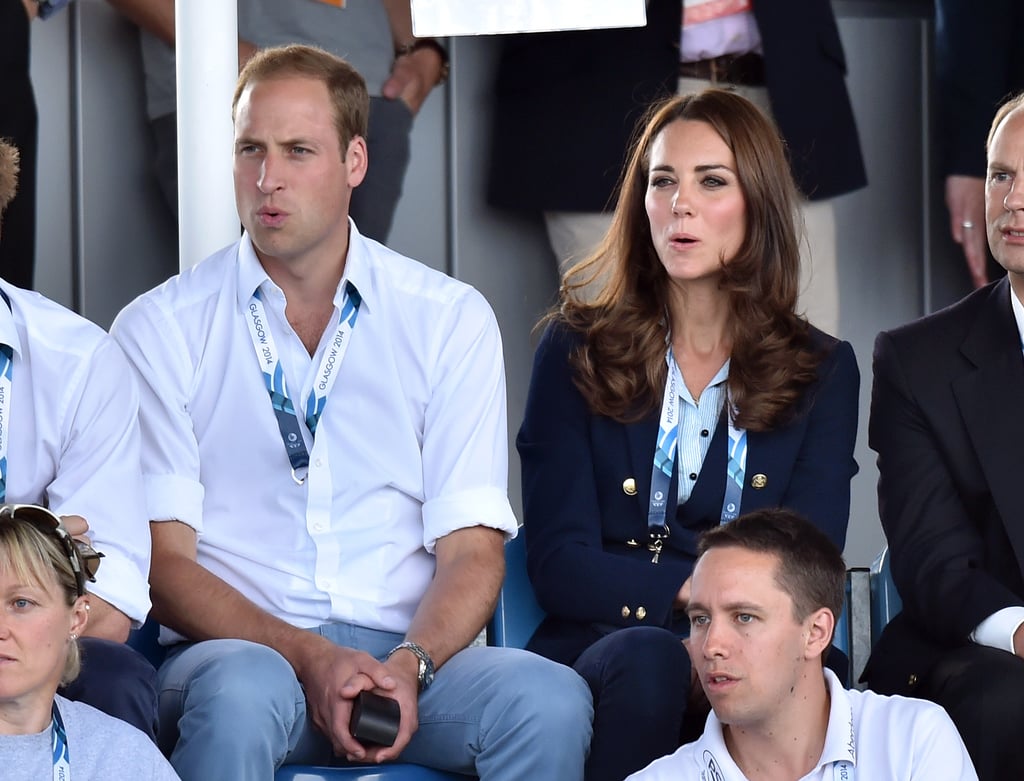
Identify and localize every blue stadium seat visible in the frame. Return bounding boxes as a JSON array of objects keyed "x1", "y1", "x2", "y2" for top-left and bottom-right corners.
[
  {"x1": 487, "y1": 530, "x2": 544, "y2": 648},
  {"x1": 869, "y1": 545, "x2": 902, "y2": 644}
]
